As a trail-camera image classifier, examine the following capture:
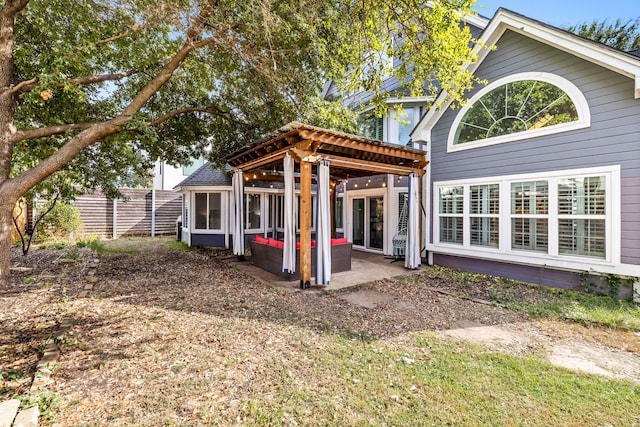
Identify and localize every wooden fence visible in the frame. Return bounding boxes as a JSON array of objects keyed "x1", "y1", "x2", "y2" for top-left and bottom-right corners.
[{"x1": 74, "y1": 189, "x2": 181, "y2": 238}]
